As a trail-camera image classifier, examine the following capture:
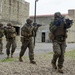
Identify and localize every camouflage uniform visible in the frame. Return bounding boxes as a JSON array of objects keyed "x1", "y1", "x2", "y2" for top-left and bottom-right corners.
[
  {"x1": 49, "y1": 12, "x2": 72, "y2": 73},
  {"x1": 4, "y1": 23, "x2": 17, "y2": 58},
  {"x1": 19, "y1": 19, "x2": 38, "y2": 64},
  {"x1": 0, "y1": 23, "x2": 4, "y2": 54}
]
